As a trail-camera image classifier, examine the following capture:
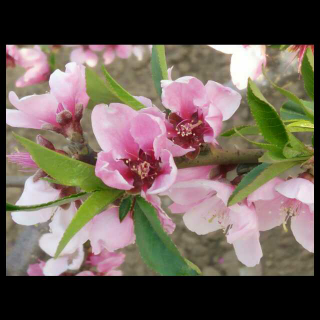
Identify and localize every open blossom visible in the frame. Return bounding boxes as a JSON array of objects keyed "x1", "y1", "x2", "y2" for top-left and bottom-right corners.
[
  {"x1": 11, "y1": 175, "x2": 61, "y2": 226},
  {"x1": 165, "y1": 179, "x2": 262, "y2": 267},
  {"x1": 81, "y1": 249, "x2": 126, "y2": 276},
  {"x1": 7, "y1": 152, "x2": 38, "y2": 171},
  {"x1": 161, "y1": 72, "x2": 241, "y2": 159},
  {"x1": 27, "y1": 260, "x2": 46, "y2": 276},
  {"x1": 39, "y1": 203, "x2": 91, "y2": 276},
  {"x1": 70, "y1": 45, "x2": 100, "y2": 67},
  {"x1": 88, "y1": 206, "x2": 135, "y2": 255},
  {"x1": 209, "y1": 45, "x2": 266, "y2": 90},
  {"x1": 15, "y1": 45, "x2": 50, "y2": 87},
  {"x1": 6, "y1": 62, "x2": 88, "y2": 135},
  {"x1": 6, "y1": 45, "x2": 20, "y2": 68},
  {"x1": 248, "y1": 177, "x2": 314, "y2": 253},
  {"x1": 92, "y1": 97, "x2": 184, "y2": 195}
]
